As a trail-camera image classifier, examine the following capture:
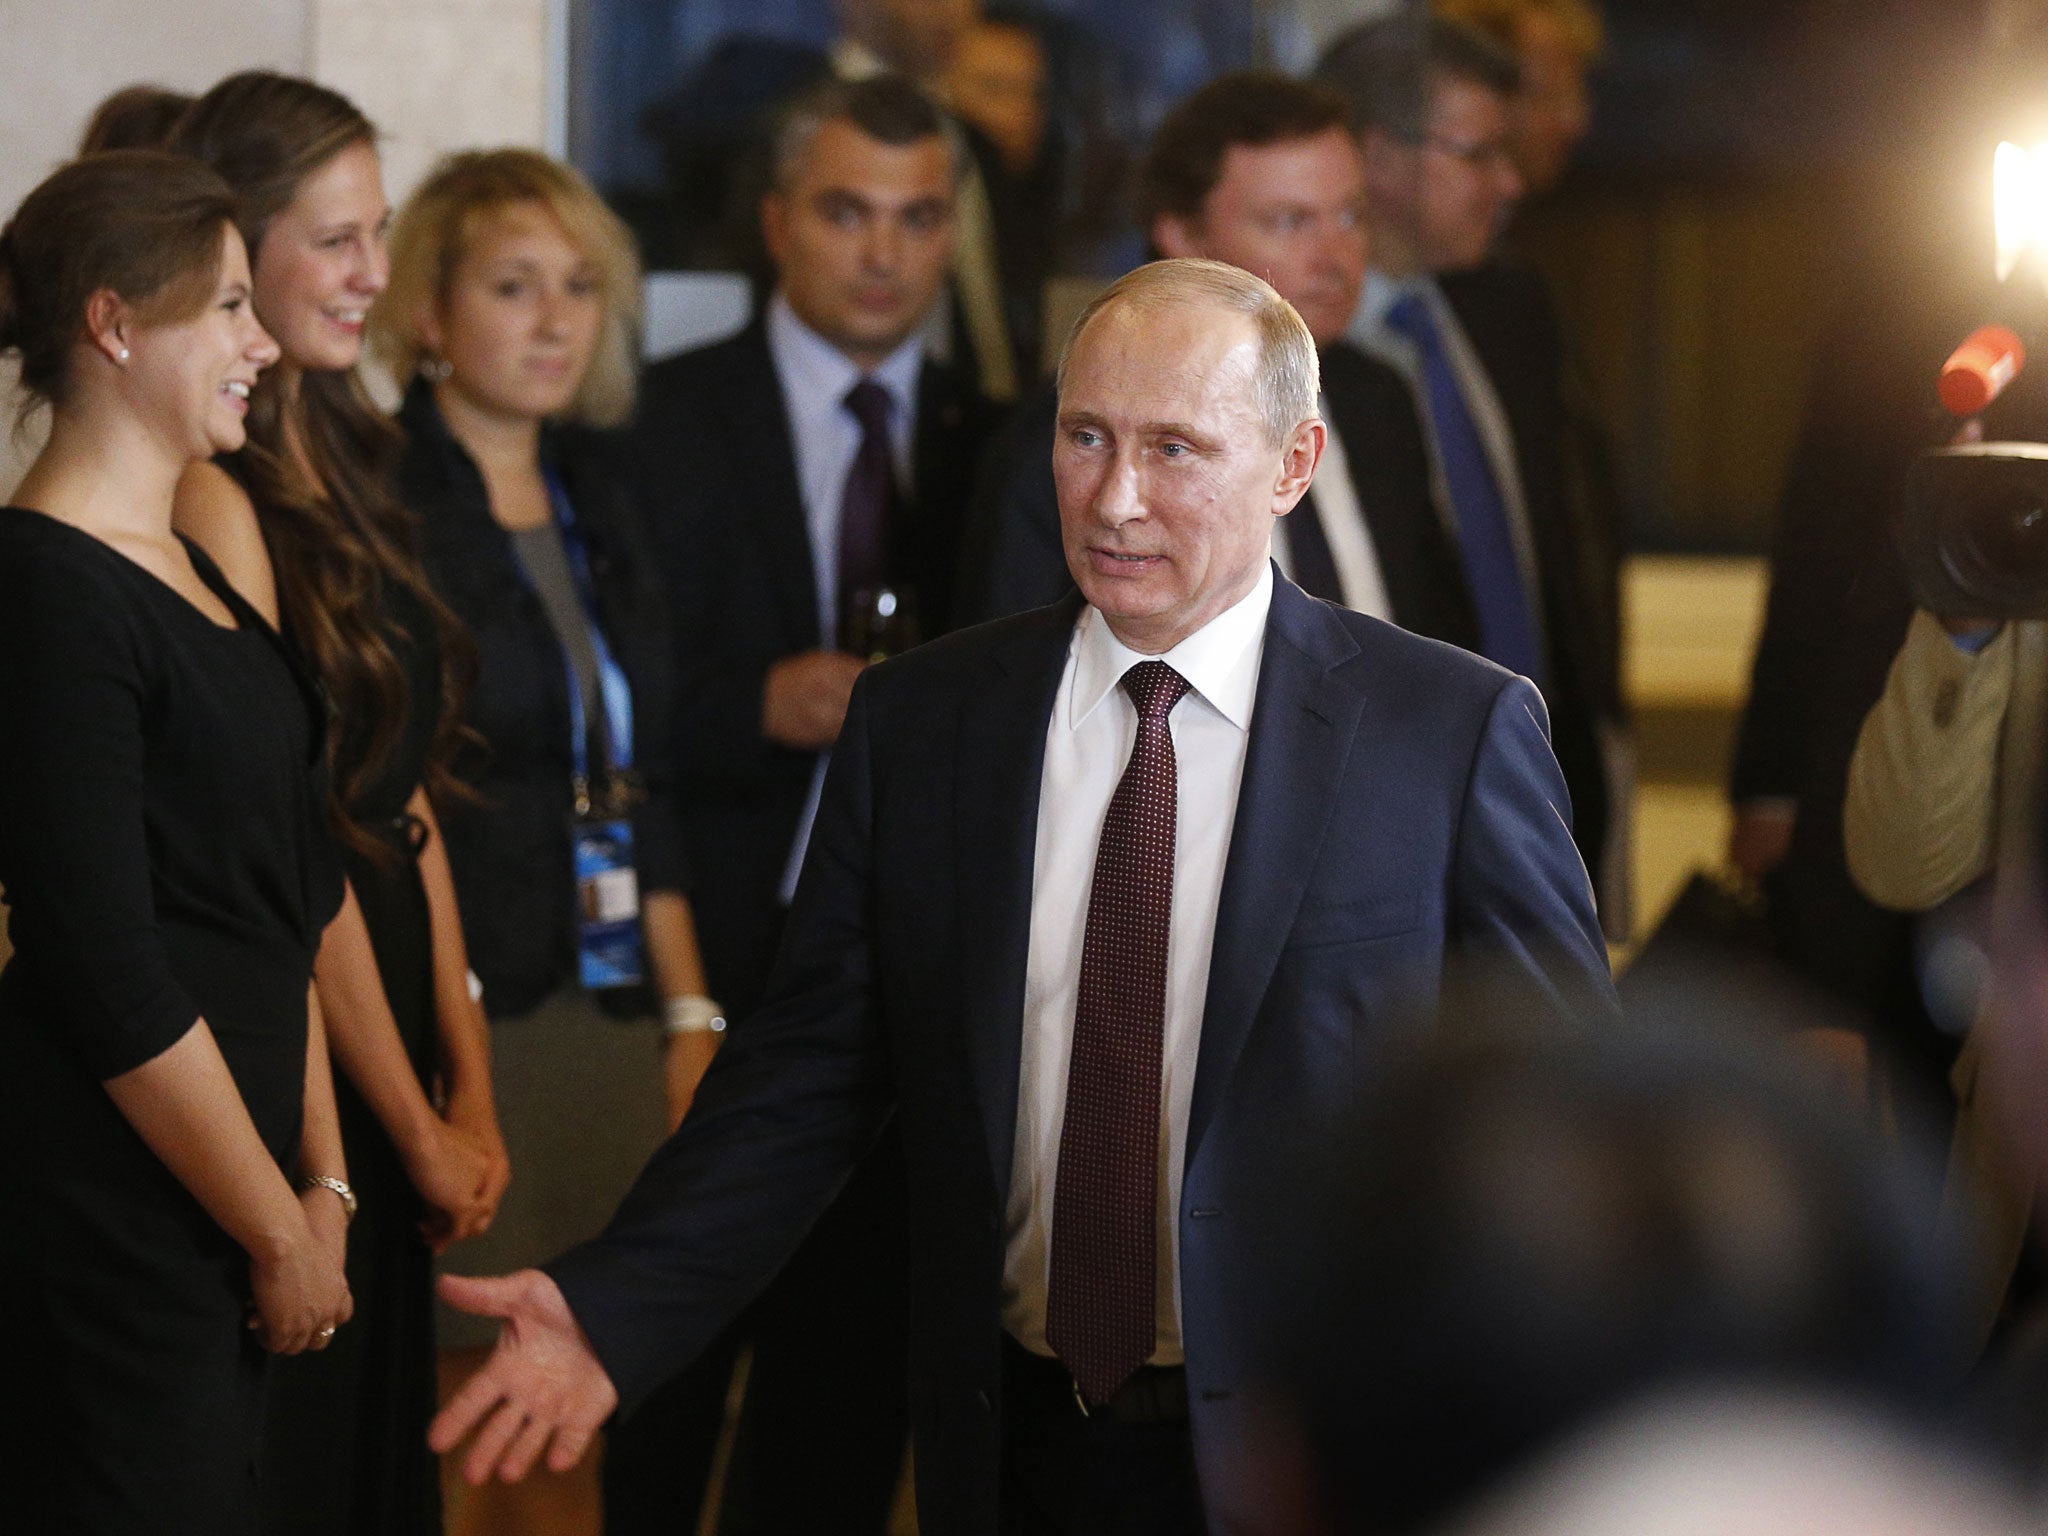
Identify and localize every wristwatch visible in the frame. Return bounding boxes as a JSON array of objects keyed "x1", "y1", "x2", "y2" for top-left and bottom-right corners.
[
  {"x1": 299, "y1": 1174, "x2": 358, "y2": 1223},
  {"x1": 663, "y1": 994, "x2": 728, "y2": 1037}
]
